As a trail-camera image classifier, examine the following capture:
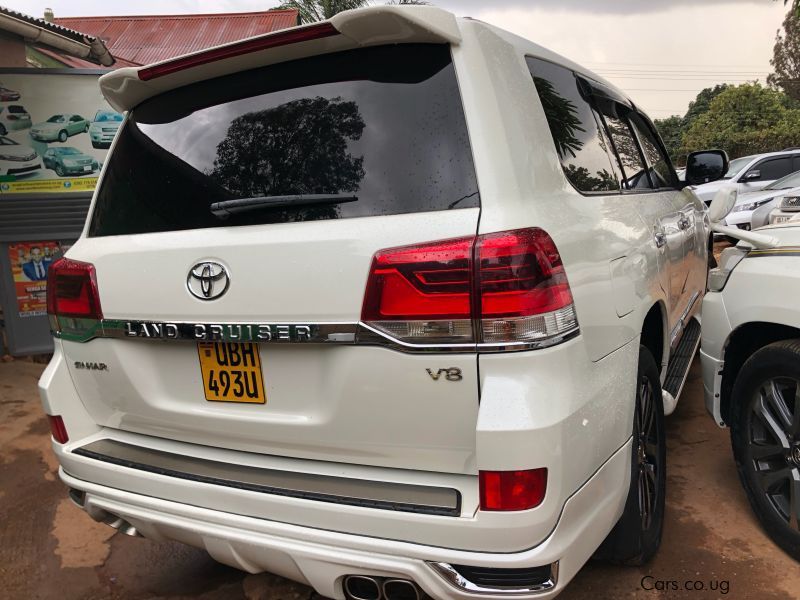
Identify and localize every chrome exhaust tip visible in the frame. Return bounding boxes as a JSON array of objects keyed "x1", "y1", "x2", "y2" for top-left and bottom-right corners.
[
  {"x1": 344, "y1": 575, "x2": 382, "y2": 600},
  {"x1": 101, "y1": 513, "x2": 142, "y2": 537},
  {"x1": 382, "y1": 579, "x2": 421, "y2": 600}
]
